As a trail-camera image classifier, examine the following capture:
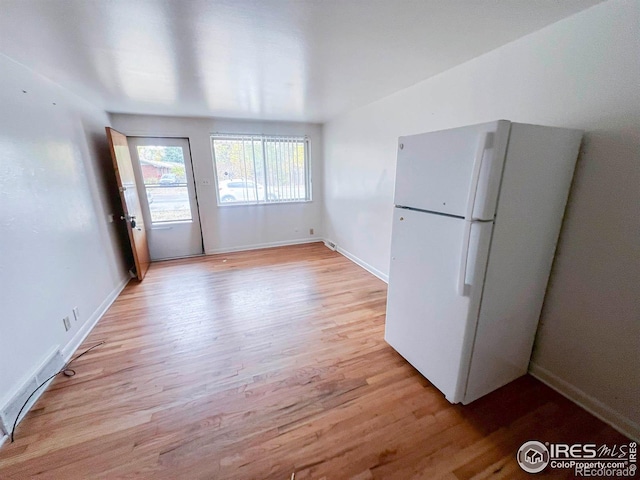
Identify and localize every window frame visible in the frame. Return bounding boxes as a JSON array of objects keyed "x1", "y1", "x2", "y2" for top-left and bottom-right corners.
[{"x1": 210, "y1": 133, "x2": 312, "y2": 207}]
